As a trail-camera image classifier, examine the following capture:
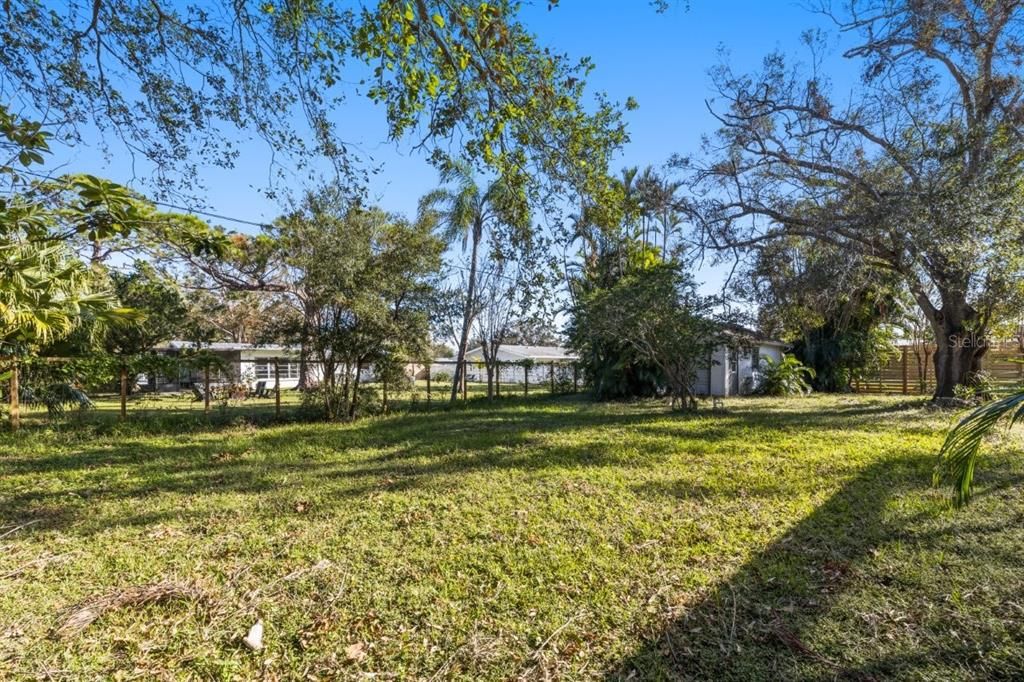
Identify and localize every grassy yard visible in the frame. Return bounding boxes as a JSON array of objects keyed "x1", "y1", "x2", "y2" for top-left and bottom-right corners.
[{"x1": 1, "y1": 395, "x2": 1023, "y2": 680}]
